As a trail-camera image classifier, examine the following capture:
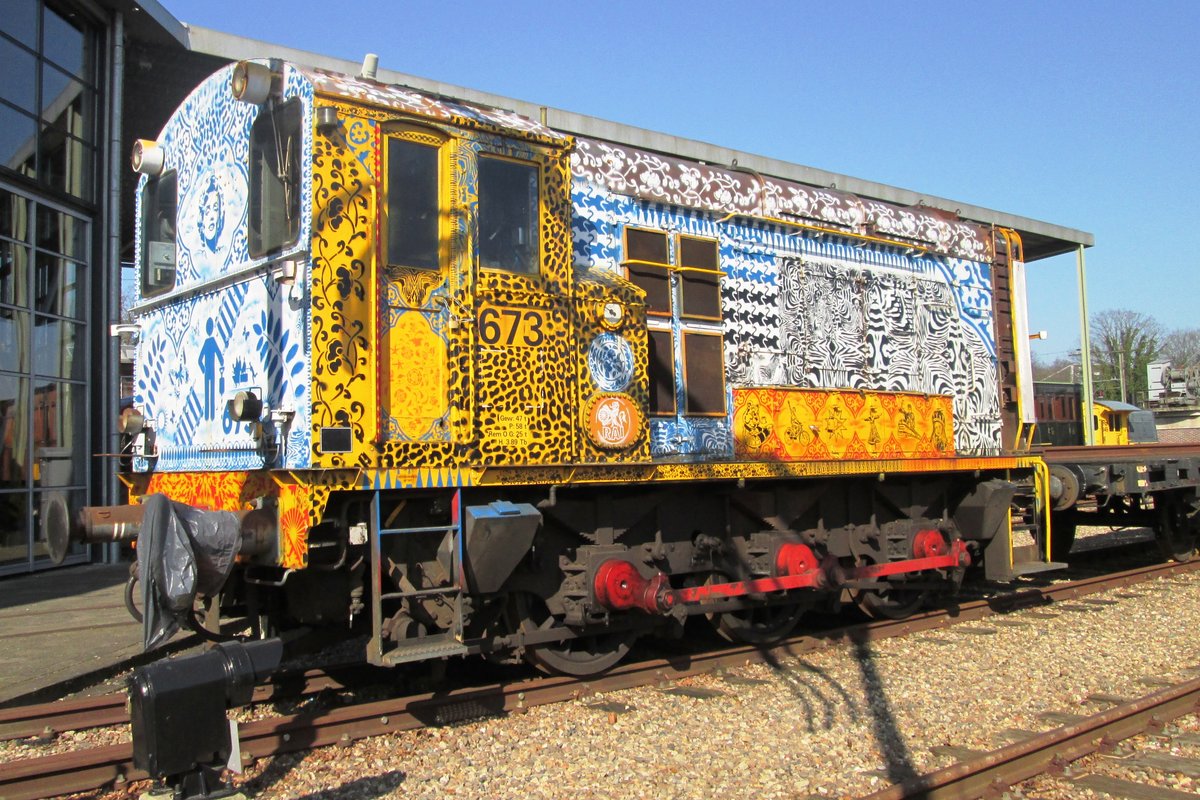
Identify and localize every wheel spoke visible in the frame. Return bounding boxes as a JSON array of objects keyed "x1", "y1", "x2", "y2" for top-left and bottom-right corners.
[{"x1": 512, "y1": 592, "x2": 636, "y2": 676}]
